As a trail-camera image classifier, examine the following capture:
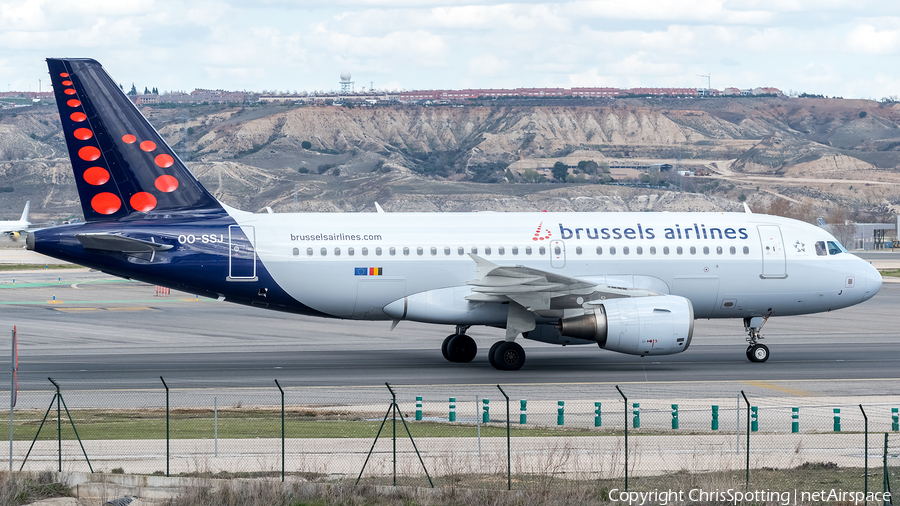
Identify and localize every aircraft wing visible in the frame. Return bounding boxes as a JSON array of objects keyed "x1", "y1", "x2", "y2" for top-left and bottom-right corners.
[{"x1": 464, "y1": 253, "x2": 658, "y2": 311}]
